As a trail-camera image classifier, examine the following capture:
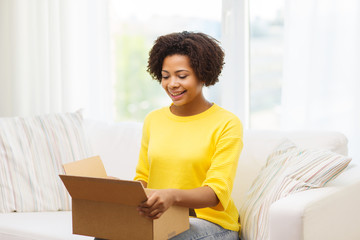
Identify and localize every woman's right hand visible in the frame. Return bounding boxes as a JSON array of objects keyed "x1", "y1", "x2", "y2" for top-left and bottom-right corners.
[{"x1": 137, "y1": 189, "x2": 176, "y2": 219}]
